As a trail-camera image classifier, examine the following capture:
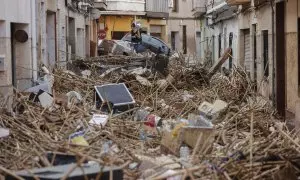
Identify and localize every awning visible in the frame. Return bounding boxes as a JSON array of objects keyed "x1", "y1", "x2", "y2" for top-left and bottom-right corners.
[
  {"x1": 146, "y1": 12, "x2": 169, "y2": 19},
  {"x1": 100, "y1": 11, "x2": 146, "y2": 16},
  {"x1": 206, "y1": 2, "x2": 228, "y2": 14}
]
